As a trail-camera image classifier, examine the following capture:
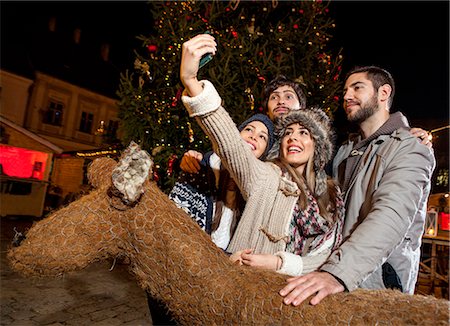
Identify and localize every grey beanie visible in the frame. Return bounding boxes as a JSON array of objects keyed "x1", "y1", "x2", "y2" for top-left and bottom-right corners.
[
  {"x1": 238, "y1": 113, "x2": 275, "y2": 160},
  {"x1": 267, "y1": 107, "x2": 335, "y2": 196}
]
